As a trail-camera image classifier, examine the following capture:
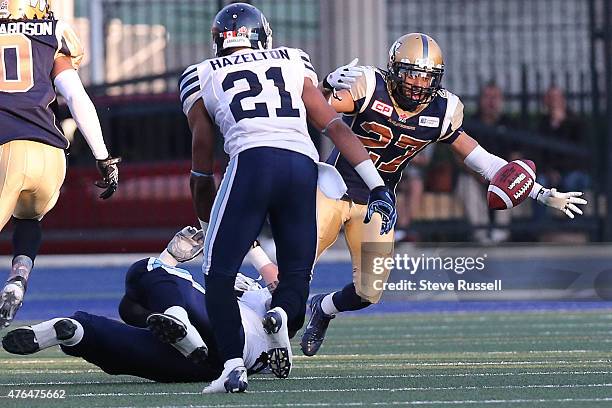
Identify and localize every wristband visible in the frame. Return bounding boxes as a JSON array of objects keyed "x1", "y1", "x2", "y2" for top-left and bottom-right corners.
[{"x1": 354, "y1": 160, "x2": 385, "y2": 190}]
